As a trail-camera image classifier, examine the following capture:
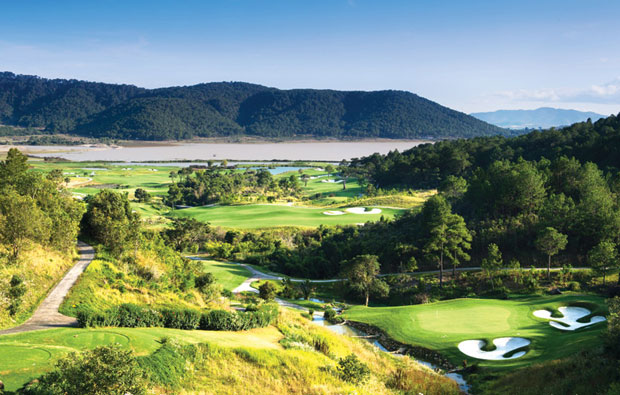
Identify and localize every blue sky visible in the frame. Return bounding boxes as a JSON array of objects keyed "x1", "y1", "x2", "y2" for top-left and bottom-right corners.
[{"x1": 1, "y1": 0, "x2": 619, "y2": 114}]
